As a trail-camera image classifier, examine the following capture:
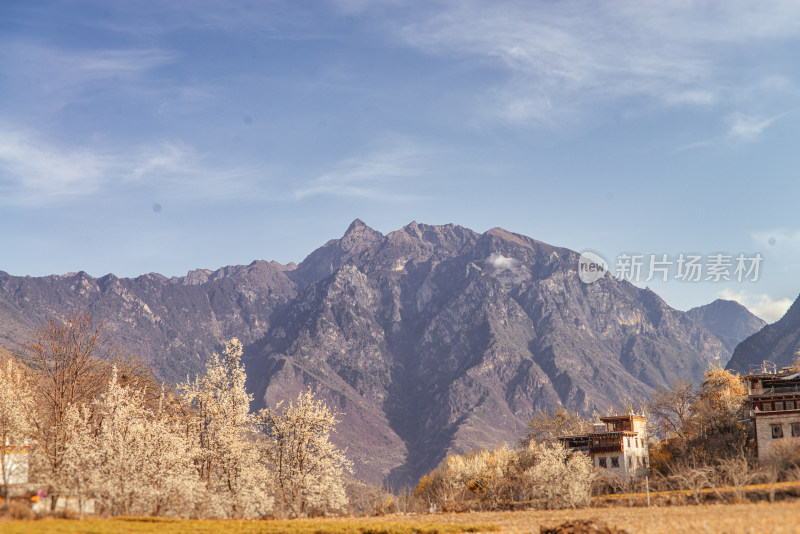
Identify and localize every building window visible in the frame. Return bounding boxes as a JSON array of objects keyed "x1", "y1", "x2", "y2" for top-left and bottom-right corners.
[
  {"x1": 599, "y1": 457, "x2": 607, "y2": 468},
  {"x1": 772, "y1": 423, "x2": 784, "y2": 439},
  {"x1": 788, "y1": 401, "x2": 795, "y2": 410},
  {"x1": 776, "y1": 402, "x2": 784, "y2": 411},
  {"x1": 611, "y1": 456, "x2": 619, "y2": 468},
  {"x1": 628, "y1": 456, "x2": 632, "y2": 468},
  {"x1": 792, "y1": 422, "x2": 800, "y2": 437}
]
